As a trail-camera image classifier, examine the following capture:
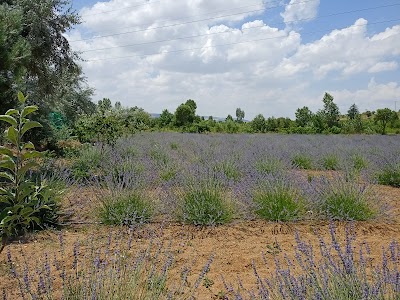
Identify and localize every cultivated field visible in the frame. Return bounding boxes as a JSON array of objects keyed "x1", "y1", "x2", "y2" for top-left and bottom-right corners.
[{"x1": 1, "y1": 133, "x2": 400, "y2": 299}]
